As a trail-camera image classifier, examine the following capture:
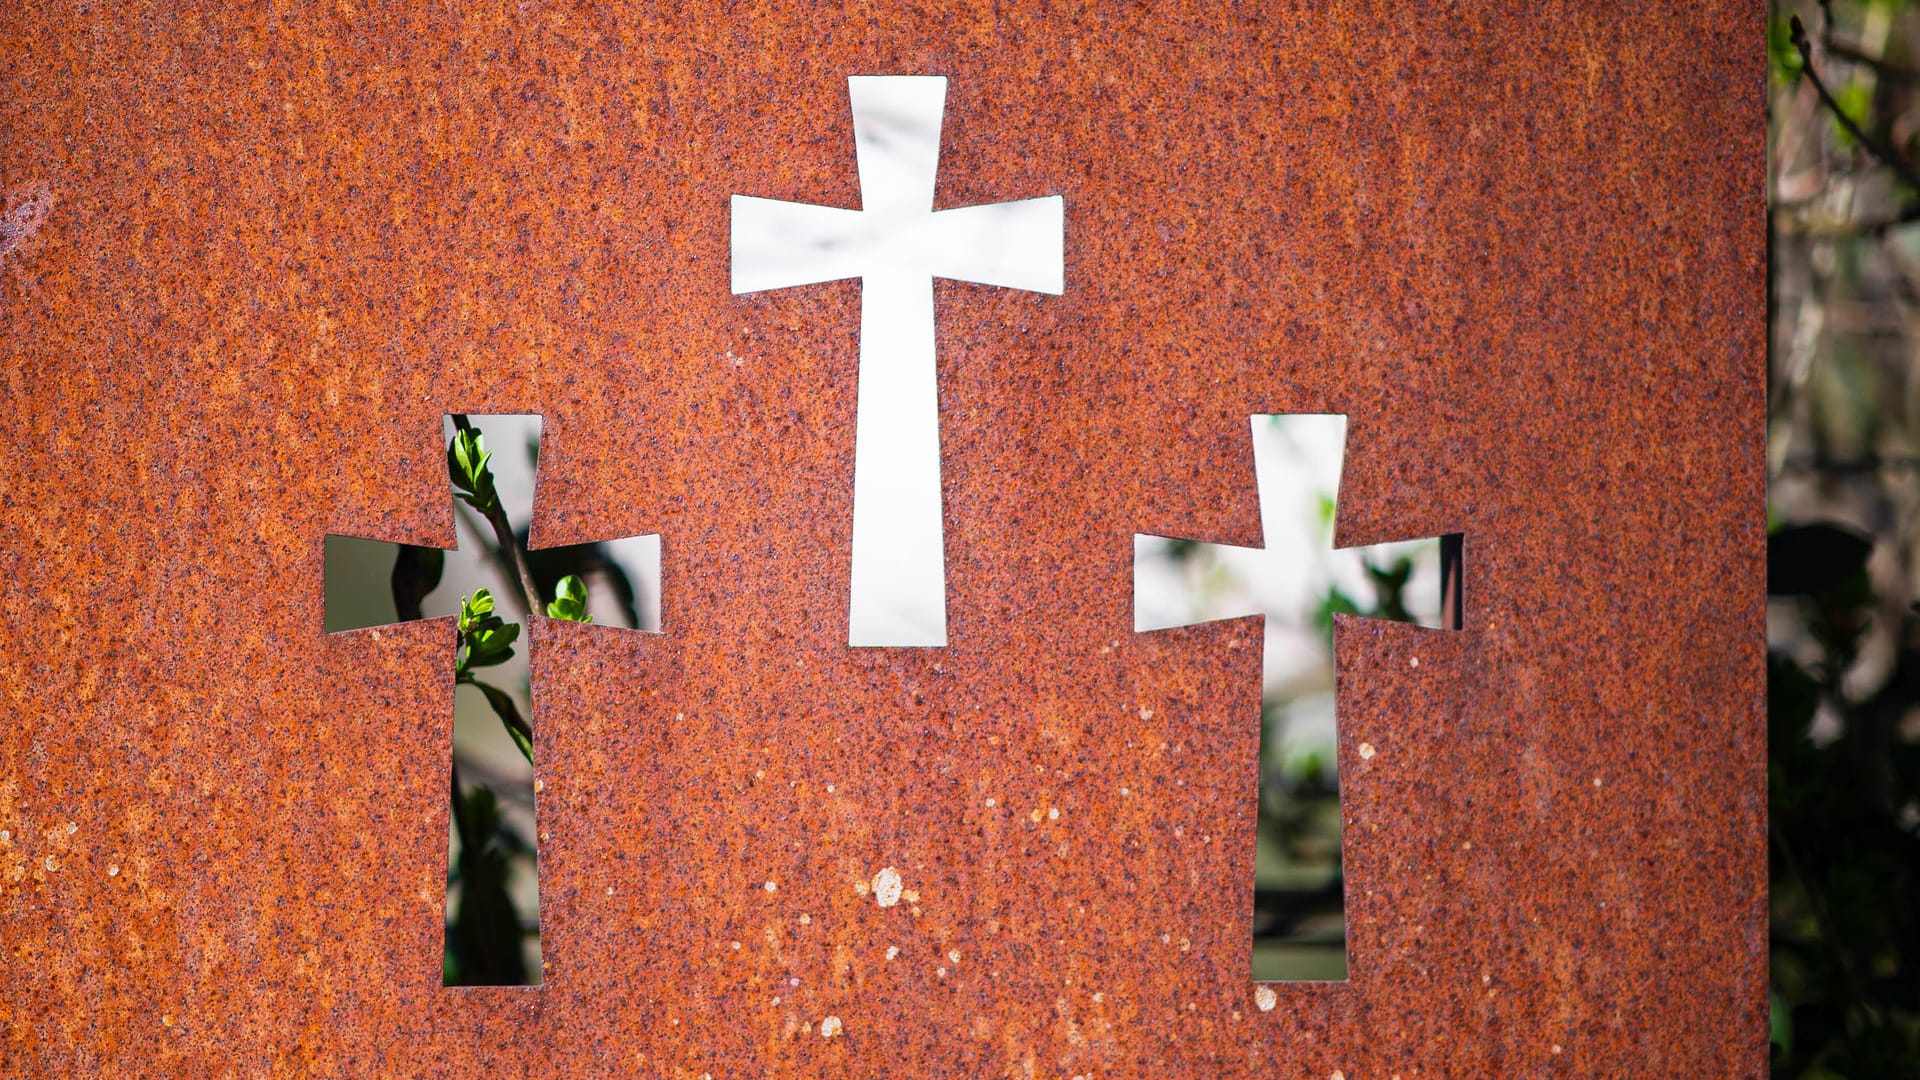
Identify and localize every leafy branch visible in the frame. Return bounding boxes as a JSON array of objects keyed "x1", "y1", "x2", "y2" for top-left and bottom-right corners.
[
  {"x1": 453, "y1": 588, "x2": 533, "y2": 764},
  {"x1": 449, "y1": 416, "x2": 544, "y2": 620},
  {"x1": 399, "y1": 417, "x2": 600, "y2": 985}
]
